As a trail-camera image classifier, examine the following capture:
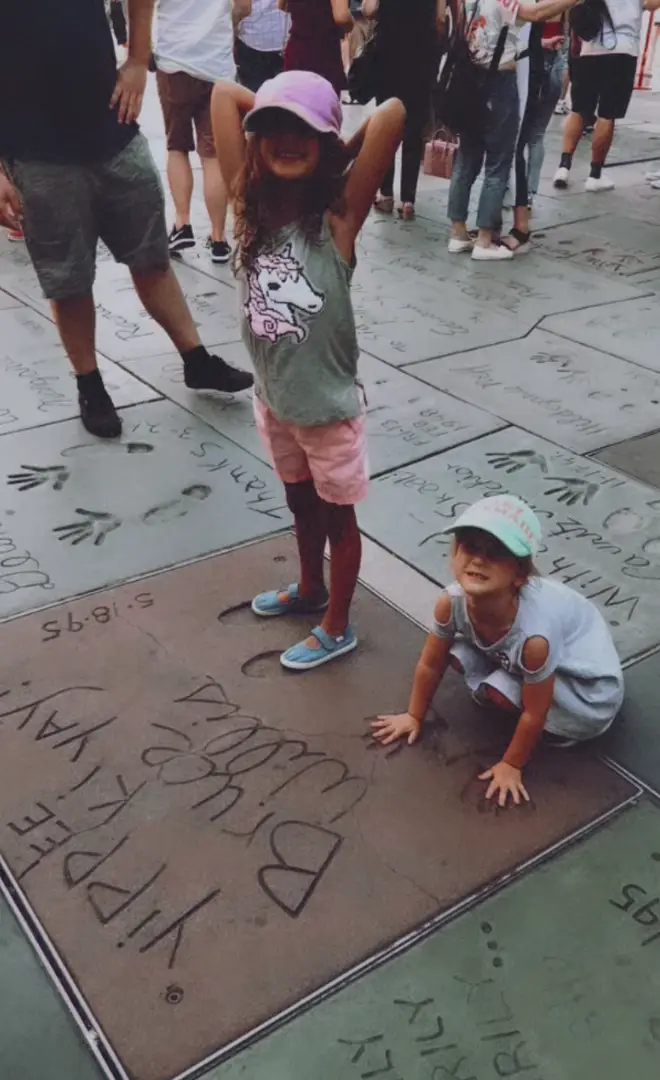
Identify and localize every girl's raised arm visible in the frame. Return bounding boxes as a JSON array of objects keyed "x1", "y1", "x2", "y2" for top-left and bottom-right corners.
[
  {"x1": 334, "y1": 99, "x2": 406, "y2": 251},
  {"x1": 210, "y1": 80, "x2": 256, "y2": 205}
]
